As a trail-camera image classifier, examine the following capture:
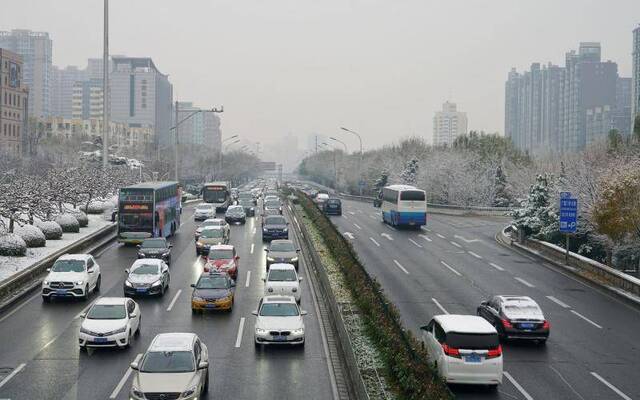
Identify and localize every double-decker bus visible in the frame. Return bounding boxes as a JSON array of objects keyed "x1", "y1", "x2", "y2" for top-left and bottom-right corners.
[
  {"x1": 380, "y1": 185, "x2": 427, "y2": 228},
  {"x1": 118, "y1": 182, "x2": 181, "y2": 244},
  {"x1": 202, "y1": 181, "x2": 231, "y2": 212}
]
